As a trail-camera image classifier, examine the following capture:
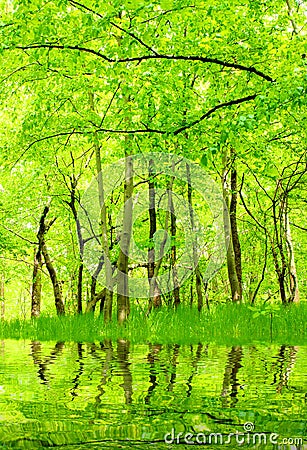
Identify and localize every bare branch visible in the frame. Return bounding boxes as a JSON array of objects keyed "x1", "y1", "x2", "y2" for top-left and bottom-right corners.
[
  {"x1": 286, "y1": 0, "x2": 299, "y2": 34},
  {"x1": 69, "y1": 0, "x2": 103, "y2": 18},
  {"x1": 14, "y1": 44, "x2": 274, "y2": 82},
  {"x1": 12, "y1": 130, "x2": 79, "y2": 167},
  {"x1": 13, "y1": 93, "x2": 261, "y2": 163},
  {"x1": 0, "y1": 63, "x2": 36, "y2": 84},
  {"x1": 141, "y1": 5, "x2": 196, "y2": 23},
  {"x1": 110, "y1": 21, "x2": 159, "y2": 55},
  {"x1": 290, "y1": 222, "x2": 307, "y2": 231},
  {"x1": 0, "y1": 224, "x2": 38, "y2": 245},
  {"x1": 99, "y1": 82, "x2": 121, "y2": 127},
  {"x1": 239, "y1": 175, "x2": 266, "y2": 231},
  {"x1": 174, "y1": 94, "x2": 257, "y2": 135}
]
